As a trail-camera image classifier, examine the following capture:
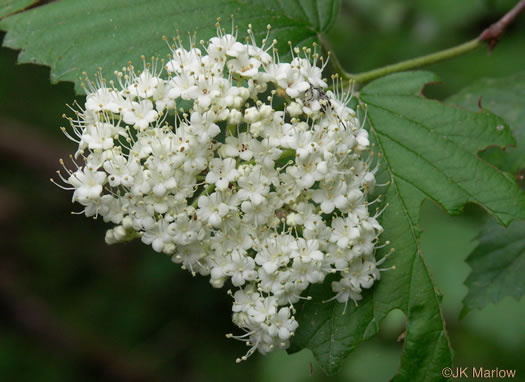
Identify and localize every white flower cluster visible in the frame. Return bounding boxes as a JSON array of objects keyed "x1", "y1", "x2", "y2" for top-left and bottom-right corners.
[{"x1": 54, "y1": 22, "x2": 389, "y2": 362}]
